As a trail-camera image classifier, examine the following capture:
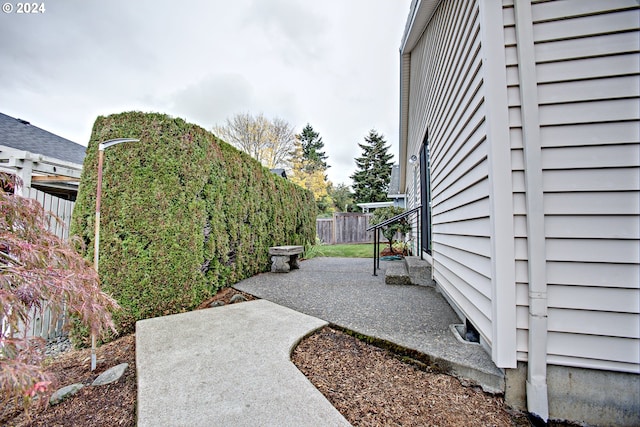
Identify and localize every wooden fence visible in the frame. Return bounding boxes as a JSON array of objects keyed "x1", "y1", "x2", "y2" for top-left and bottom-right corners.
[
  {"x1": 316, "y1": 213, "x2": 374, "y2": 245},
  {"x1": 22, "y1": 188, "x2": 75, "y2": 339},
  {"x1": 25, "y1": 187, "x2": 75, "y2": 240}
]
